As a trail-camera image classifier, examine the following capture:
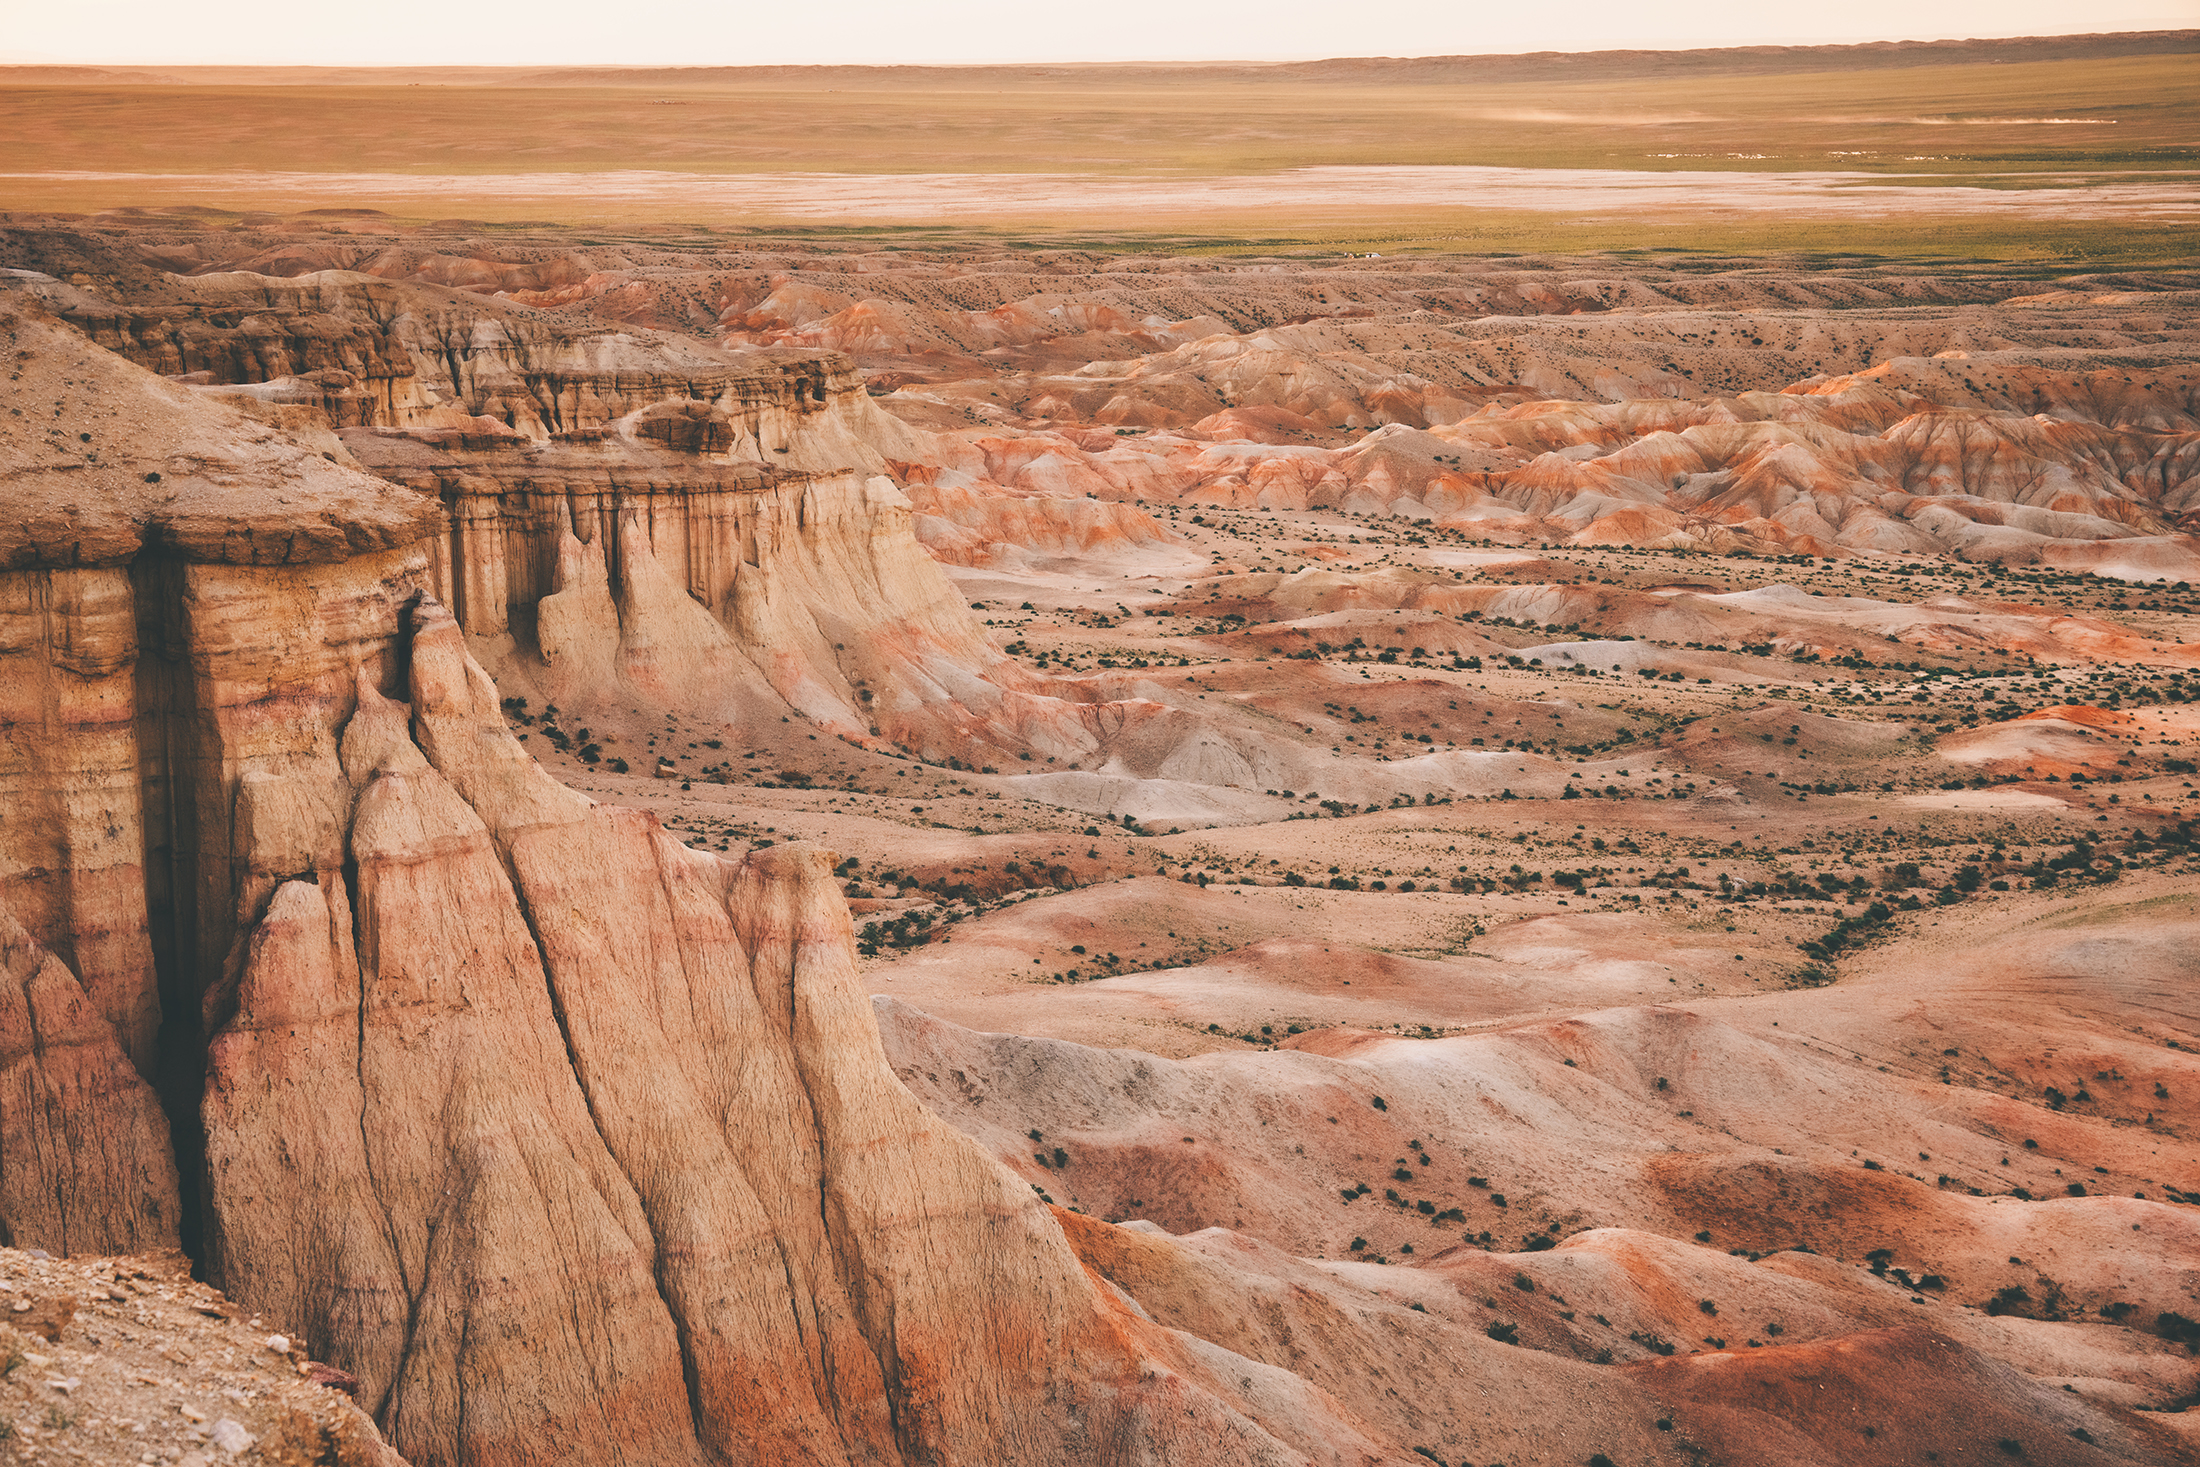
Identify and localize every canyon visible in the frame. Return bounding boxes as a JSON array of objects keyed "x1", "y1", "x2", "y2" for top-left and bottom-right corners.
[{"x1": 0, "y1": 209, "x2": 2195, "y2": 1467}]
